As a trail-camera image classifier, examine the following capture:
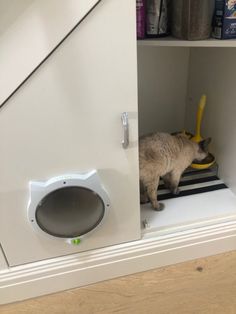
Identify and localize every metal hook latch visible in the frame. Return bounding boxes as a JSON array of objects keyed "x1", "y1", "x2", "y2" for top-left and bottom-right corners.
[{"x1": 121, "y1": 112, "x2": 129, "y2": 149}]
